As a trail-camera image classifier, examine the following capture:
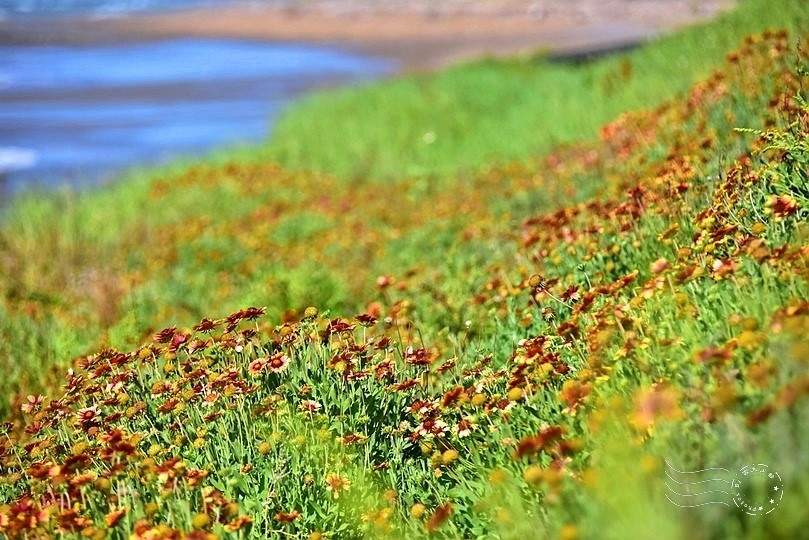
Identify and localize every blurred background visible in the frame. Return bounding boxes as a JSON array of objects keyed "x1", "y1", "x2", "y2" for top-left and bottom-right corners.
[
  {"x1": 0, "y1": 0, "x2": 394, "y2": 194},
  {"x1": 0, "y1": 0, "x2": 729, "y2": 195}
]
